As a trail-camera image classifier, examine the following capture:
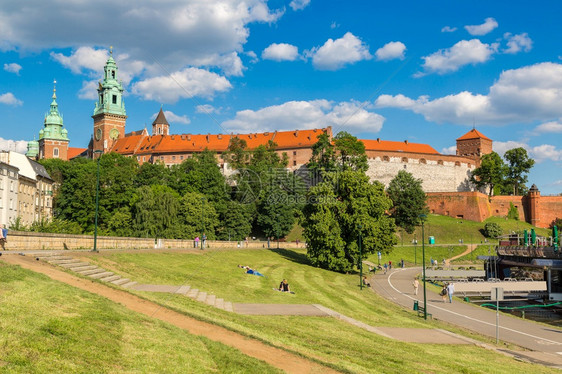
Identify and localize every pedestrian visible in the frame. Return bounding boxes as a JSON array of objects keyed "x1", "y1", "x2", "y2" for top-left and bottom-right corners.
[
  {"x1": 401, "y1": 259, "x2": 404, "y2": 268},
  {"x1": 413, "y1": 278, "x2": 419, "y2": 295},
  {"x1": 440, "y1": 283, "x2": 448, "y2": 302},
  {"x1": 201, "y1": 233, "x2": 207, "y2": 249},
  {"x1": 295, "y1": 239, "x2": 300, "y2": 248},
  {"x1": 388, "y1": 261, "x2": 392, "y2": 270},
  {"x1": 446, "y1": 282, "x2": 455, "y2": 303},
  {"x1": 383, "y1": 263, "x2": 388, "y2": 274},
  {"x1": 194, "y1": 236, "x2": 200, "y2": 248},
  {"x1": 245, "y1": 237, "x2": 249, "y2": 247}
]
